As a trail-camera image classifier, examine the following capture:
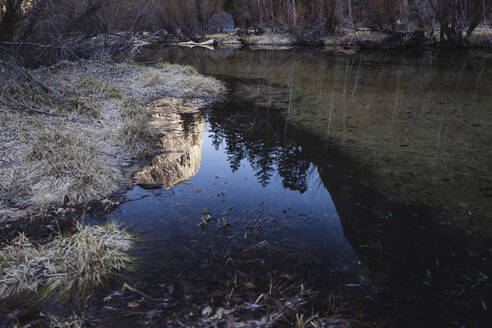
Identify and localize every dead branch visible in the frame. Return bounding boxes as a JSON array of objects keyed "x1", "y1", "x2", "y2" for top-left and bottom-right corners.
[
  {"x1": 0, "y1": 57, "x2": 63, "y2": 99},
  {"x1": 246, "y1": 202, "x2": 264, "y2": 228},
  {"x1": 0, "y1": 97, "x2": 66, "y2": 117},
  {"x1": 0, "y1": 41, "x2": 73, "y2": 50},
  {"x1": 122, "y1": 283, "x2": 171, "y2": 302}
]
